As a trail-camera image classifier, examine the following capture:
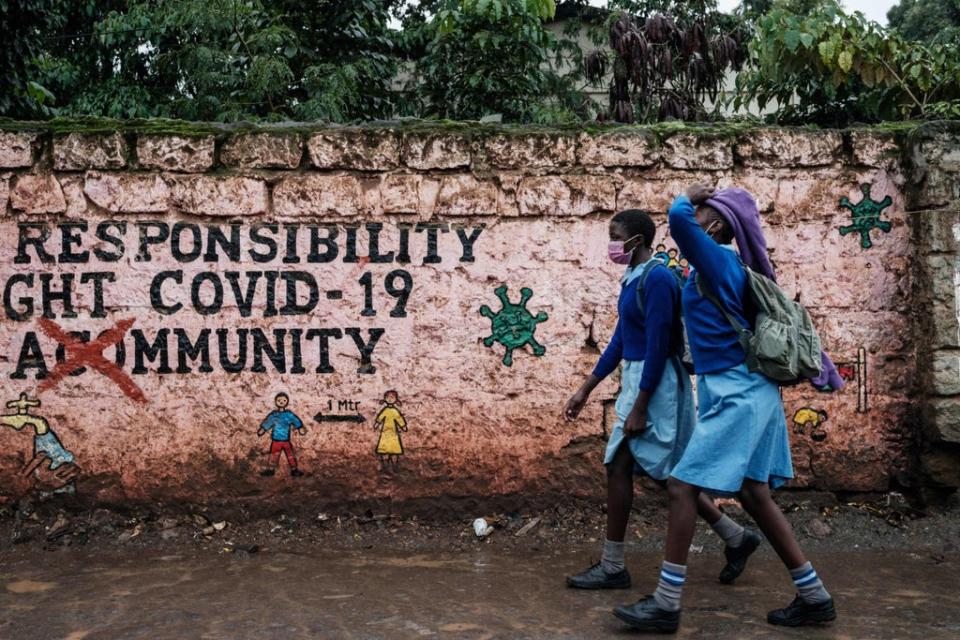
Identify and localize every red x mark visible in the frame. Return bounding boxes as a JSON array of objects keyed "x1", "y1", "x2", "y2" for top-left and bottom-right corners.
[{"x1": 36, "y1": 317, "x2": 146, "y2": 404}]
